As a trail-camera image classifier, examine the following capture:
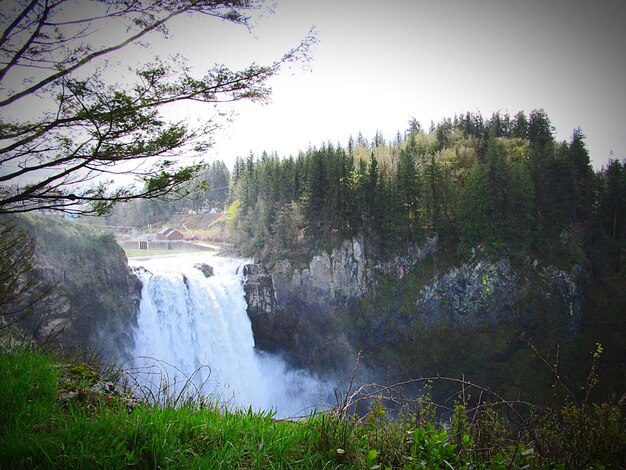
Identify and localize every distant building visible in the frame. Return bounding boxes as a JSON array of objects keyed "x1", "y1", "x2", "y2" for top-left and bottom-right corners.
[{"x1": 156, "y1": 226, "x2": 184, "y2": 241}]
